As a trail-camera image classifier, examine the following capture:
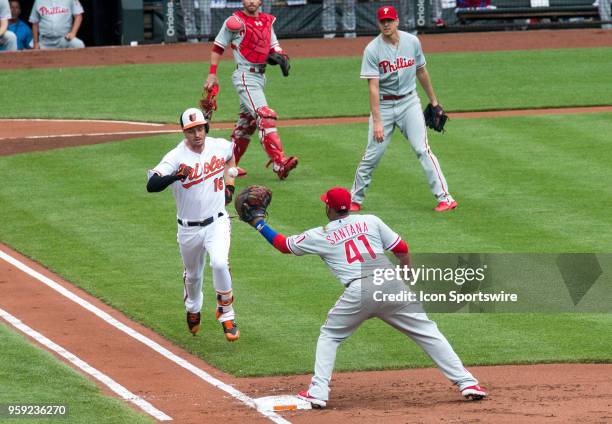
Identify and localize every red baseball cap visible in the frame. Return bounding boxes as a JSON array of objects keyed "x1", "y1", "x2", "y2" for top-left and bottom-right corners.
[
  {"x1": 377, "y1": 5, "x2": 398, "y2": 21},
  {"x1": 320, "y1": 187, "x2": 352, "y2": 211}
]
